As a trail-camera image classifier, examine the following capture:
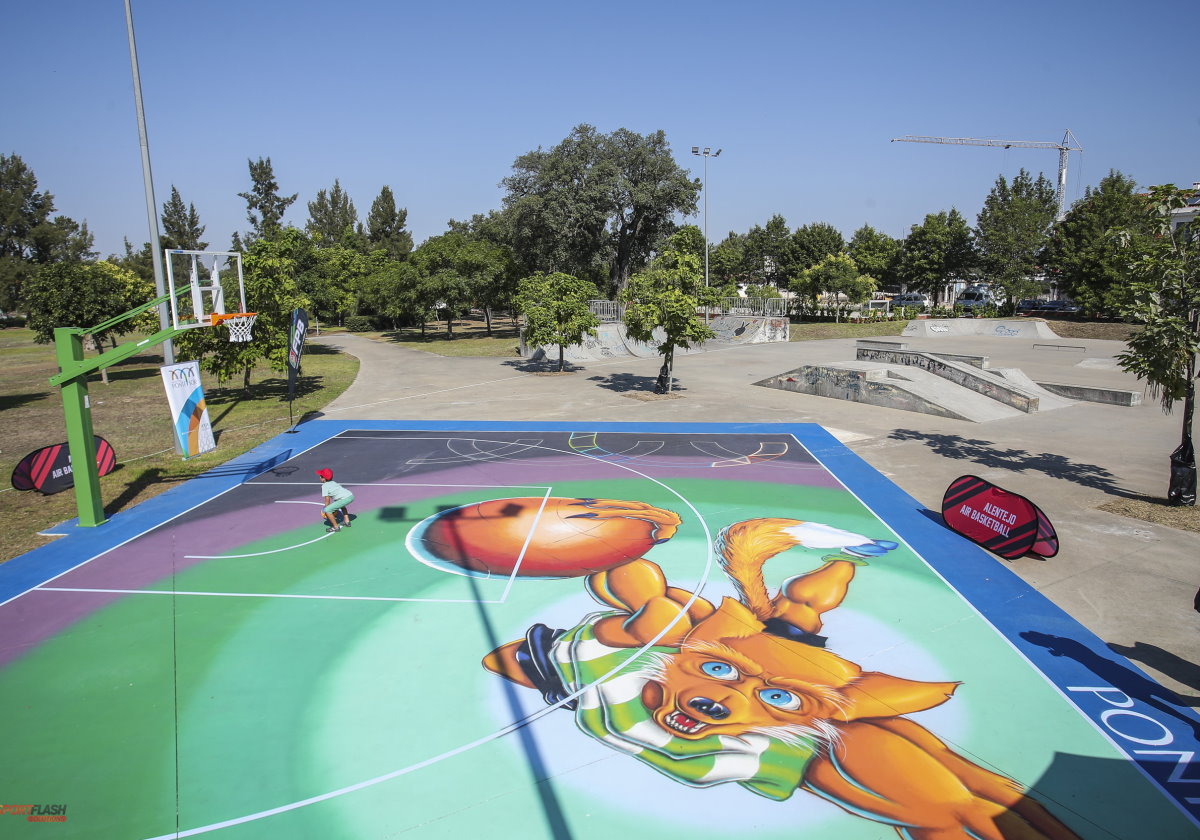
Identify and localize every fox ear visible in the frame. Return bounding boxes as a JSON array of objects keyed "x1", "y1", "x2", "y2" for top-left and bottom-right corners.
[
  {"x1": 835, "y1": 672, "x2": 959, "y2": 721},
  {"x1": 684, "y1": 597, "x2": 764, "y2": 643}
]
